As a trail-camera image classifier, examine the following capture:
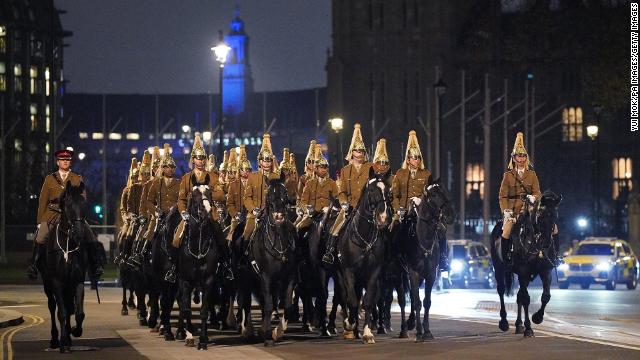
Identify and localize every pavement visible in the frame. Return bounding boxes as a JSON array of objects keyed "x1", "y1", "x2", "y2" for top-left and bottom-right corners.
[{"x1": 0, "y1": 284, "x2": 638, "y2": 359}]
